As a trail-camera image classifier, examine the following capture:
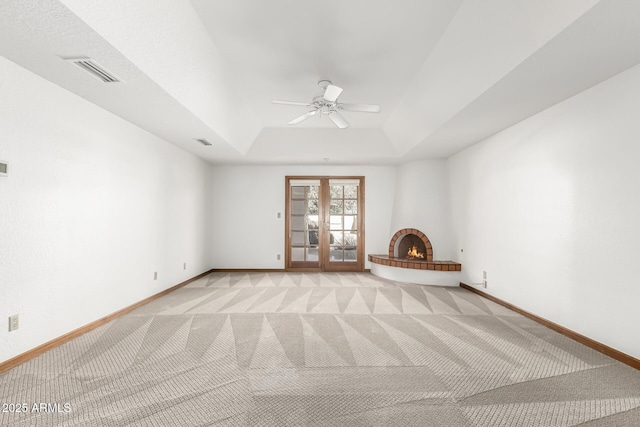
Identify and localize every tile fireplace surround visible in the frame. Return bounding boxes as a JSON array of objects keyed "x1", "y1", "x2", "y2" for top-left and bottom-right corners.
[{"x1": 368, "y1": 228, "x2": 462, "y2": 271}]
